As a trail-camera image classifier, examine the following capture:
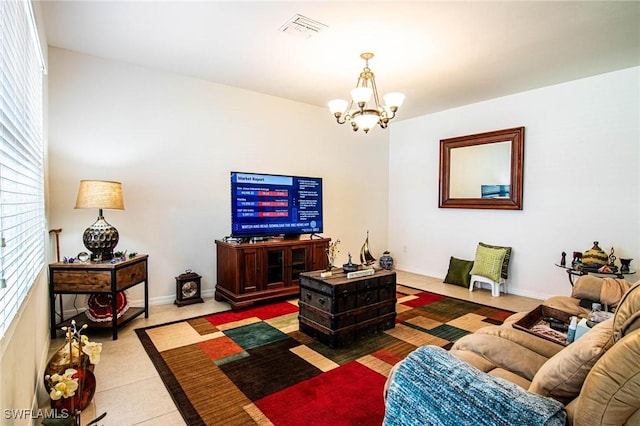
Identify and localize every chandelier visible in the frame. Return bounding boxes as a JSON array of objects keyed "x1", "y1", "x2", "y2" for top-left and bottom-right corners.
[{"x1": 328, "y1": 52, "x2": 405, "y2": 133}]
